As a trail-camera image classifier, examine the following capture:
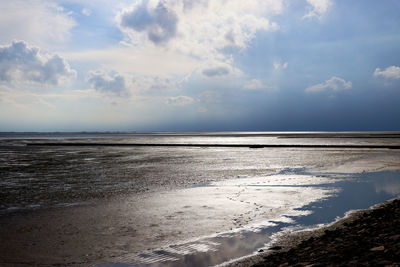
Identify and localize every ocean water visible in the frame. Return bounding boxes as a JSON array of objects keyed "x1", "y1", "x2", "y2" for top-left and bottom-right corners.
[{"x1": 0, "y1": 132, "x2": 400, "y2": 266}]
